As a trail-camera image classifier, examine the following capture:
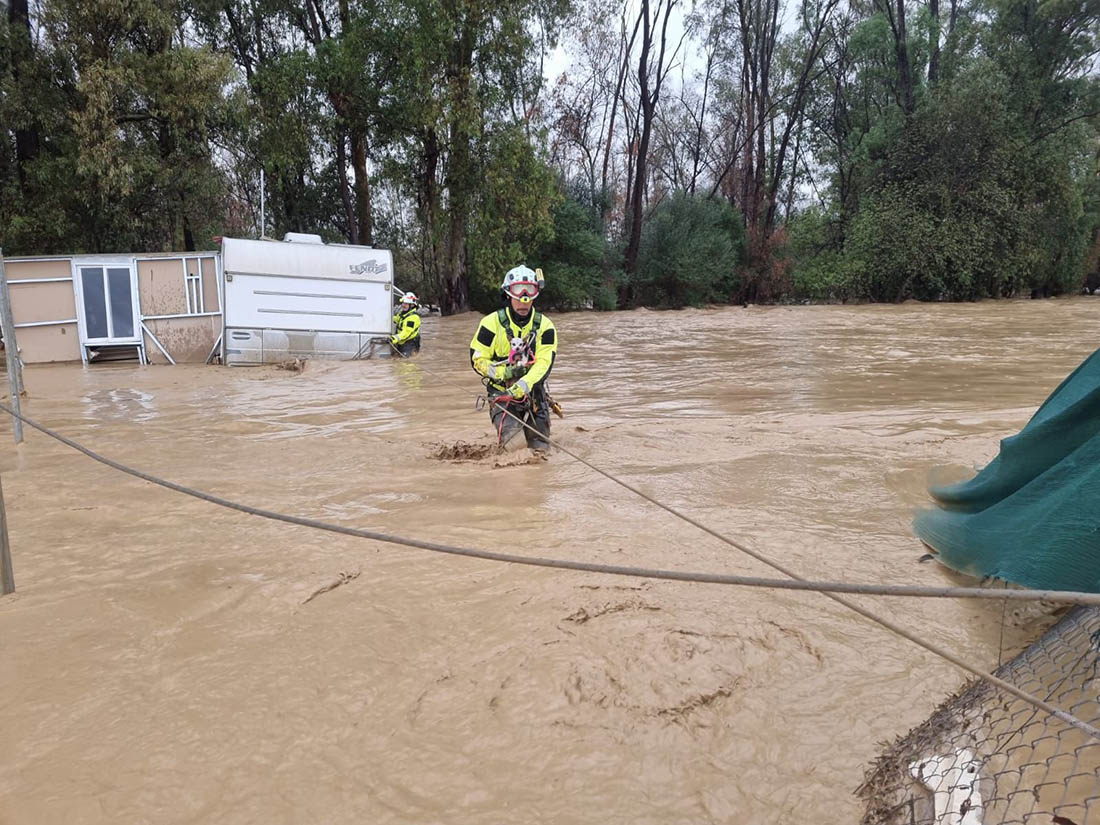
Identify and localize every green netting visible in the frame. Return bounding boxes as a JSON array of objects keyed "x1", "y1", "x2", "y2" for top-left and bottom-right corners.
[{"x1": 913, "y1": 348, "x2": 1100, "y2": 593}]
